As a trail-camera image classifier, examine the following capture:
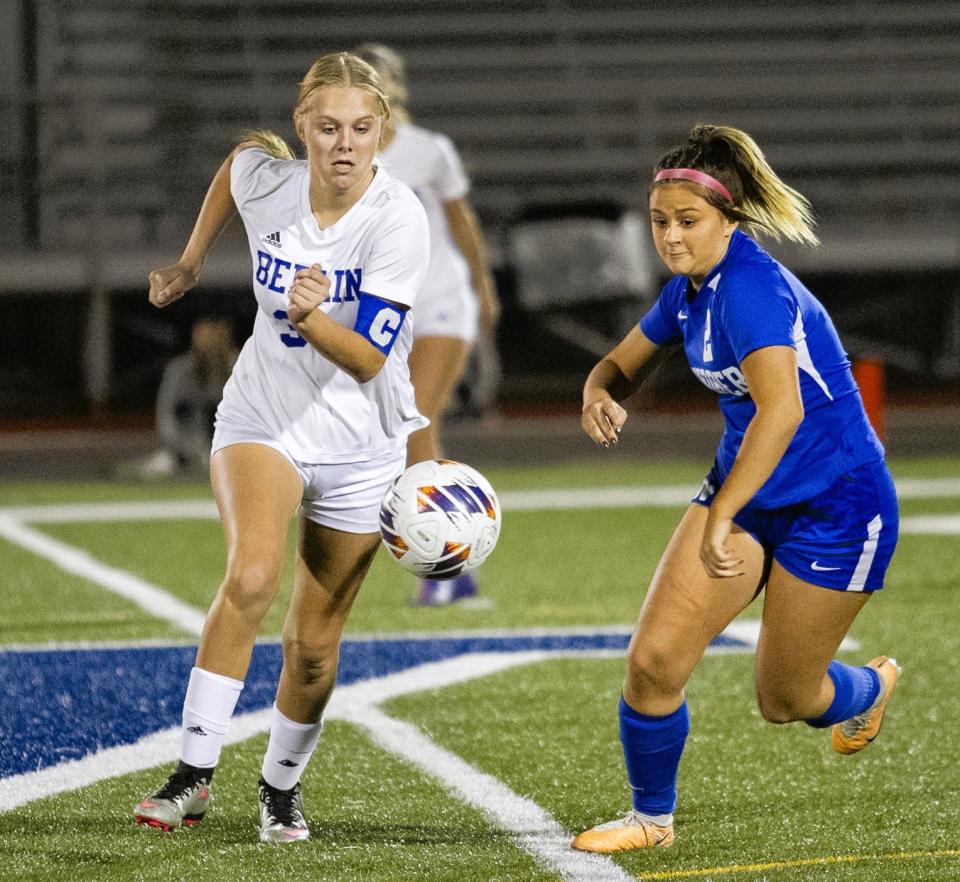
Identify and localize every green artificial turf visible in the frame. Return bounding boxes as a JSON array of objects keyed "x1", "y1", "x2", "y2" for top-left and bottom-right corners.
[{"x1": 1, "y1": 456, "x2": 958, "y2": 880}]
